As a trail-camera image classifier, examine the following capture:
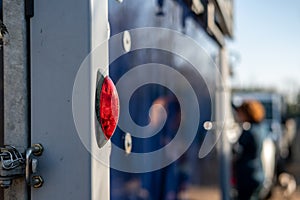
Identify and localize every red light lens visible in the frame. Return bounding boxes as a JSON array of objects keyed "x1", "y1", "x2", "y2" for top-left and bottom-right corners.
[{"x1": 99, "y1": 76, "x2": 119, "y2": 140}]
